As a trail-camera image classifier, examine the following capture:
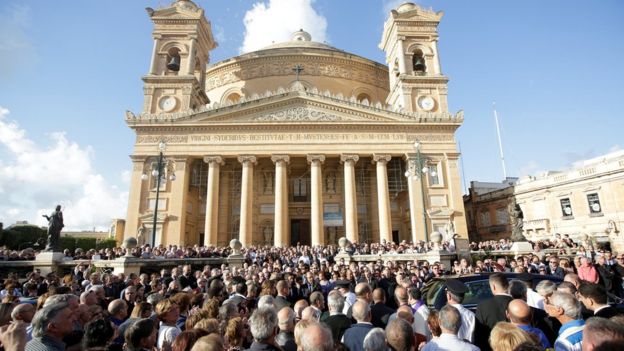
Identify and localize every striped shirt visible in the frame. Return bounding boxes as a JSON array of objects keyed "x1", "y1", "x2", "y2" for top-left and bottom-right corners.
[{"x1": 554, "y1": 319, "x2": 585, "y2": 351}]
